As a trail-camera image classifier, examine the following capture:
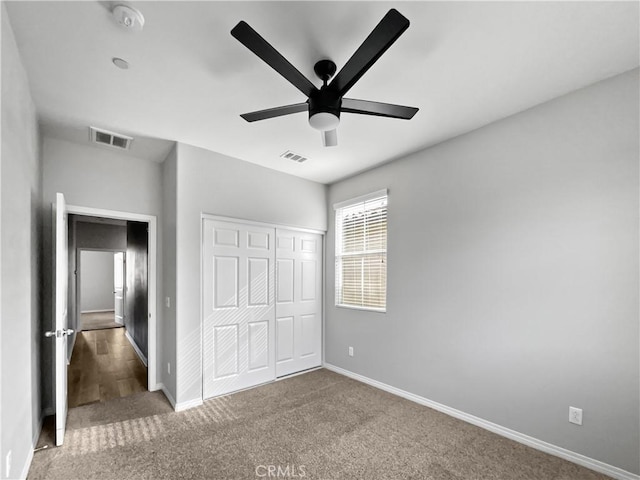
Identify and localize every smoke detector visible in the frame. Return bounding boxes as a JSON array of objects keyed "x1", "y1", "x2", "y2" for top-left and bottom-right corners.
[{"x1": 112, "y1": 4, "x2": 145, "y2": 32}]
